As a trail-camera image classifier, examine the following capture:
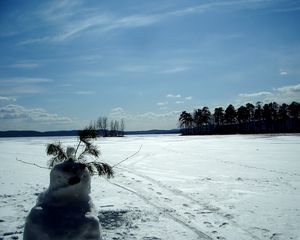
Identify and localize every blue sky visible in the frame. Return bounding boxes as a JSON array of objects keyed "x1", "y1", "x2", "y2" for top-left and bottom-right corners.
[{"x1": 0, "y1": 0, "x2": 300, "y2": 131}]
